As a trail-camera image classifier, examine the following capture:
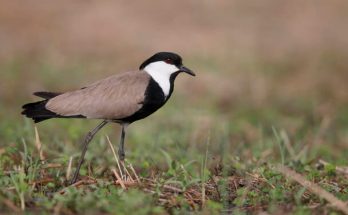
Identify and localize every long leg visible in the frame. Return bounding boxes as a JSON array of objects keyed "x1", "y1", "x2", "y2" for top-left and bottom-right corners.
[
  {"x1": 118, "y1": 124, "x2": 127, "y2": 161},
  {"x1": 70, "y1": 120, "x2": 108, "y2": 184}
]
